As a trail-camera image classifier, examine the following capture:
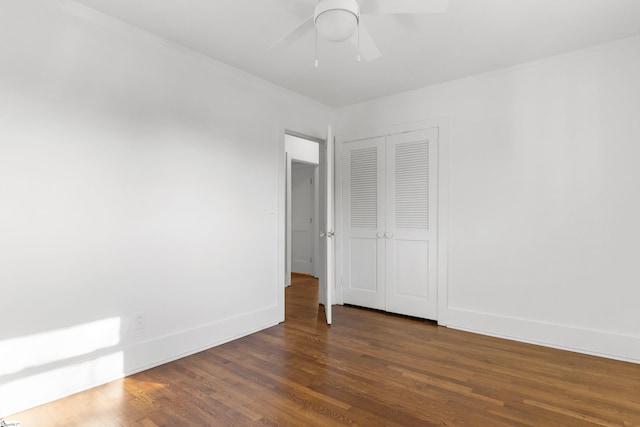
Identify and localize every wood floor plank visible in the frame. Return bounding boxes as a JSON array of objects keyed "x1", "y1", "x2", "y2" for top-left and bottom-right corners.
[{"x1": 7, "y1": 274, "x2": 640, "y2": 426}]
